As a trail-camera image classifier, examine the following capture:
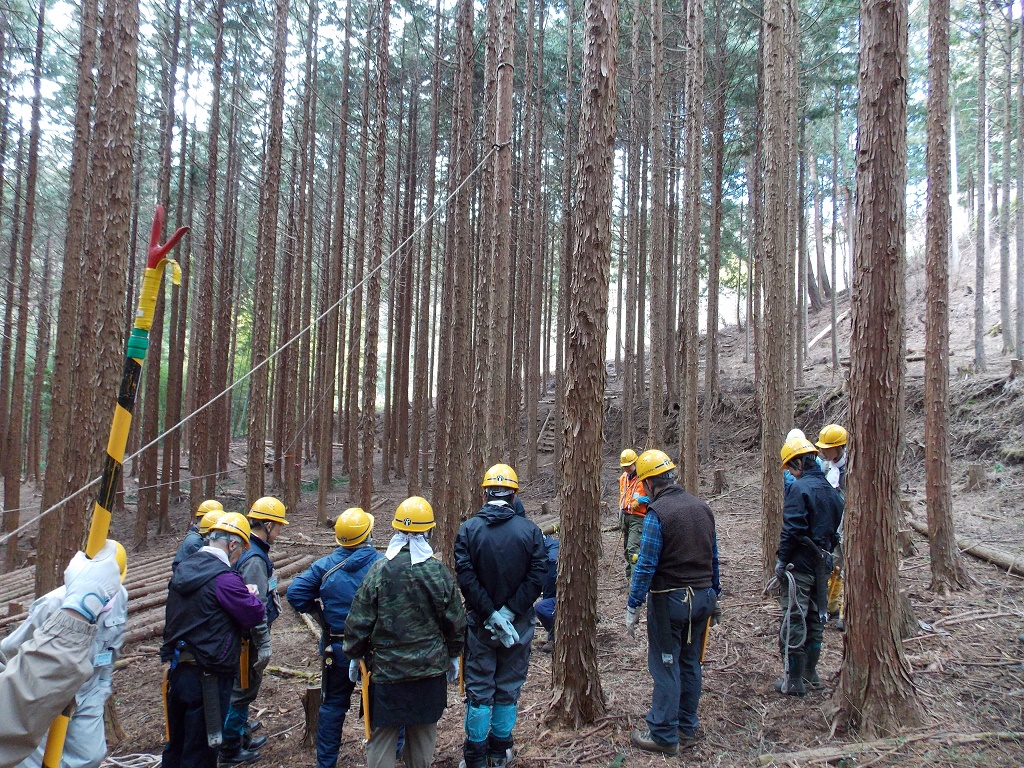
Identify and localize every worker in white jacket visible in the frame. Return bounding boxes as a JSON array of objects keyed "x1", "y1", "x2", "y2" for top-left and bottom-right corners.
[{"x1": 0, "y1": 543, "x2": 125, "y2": 768}]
